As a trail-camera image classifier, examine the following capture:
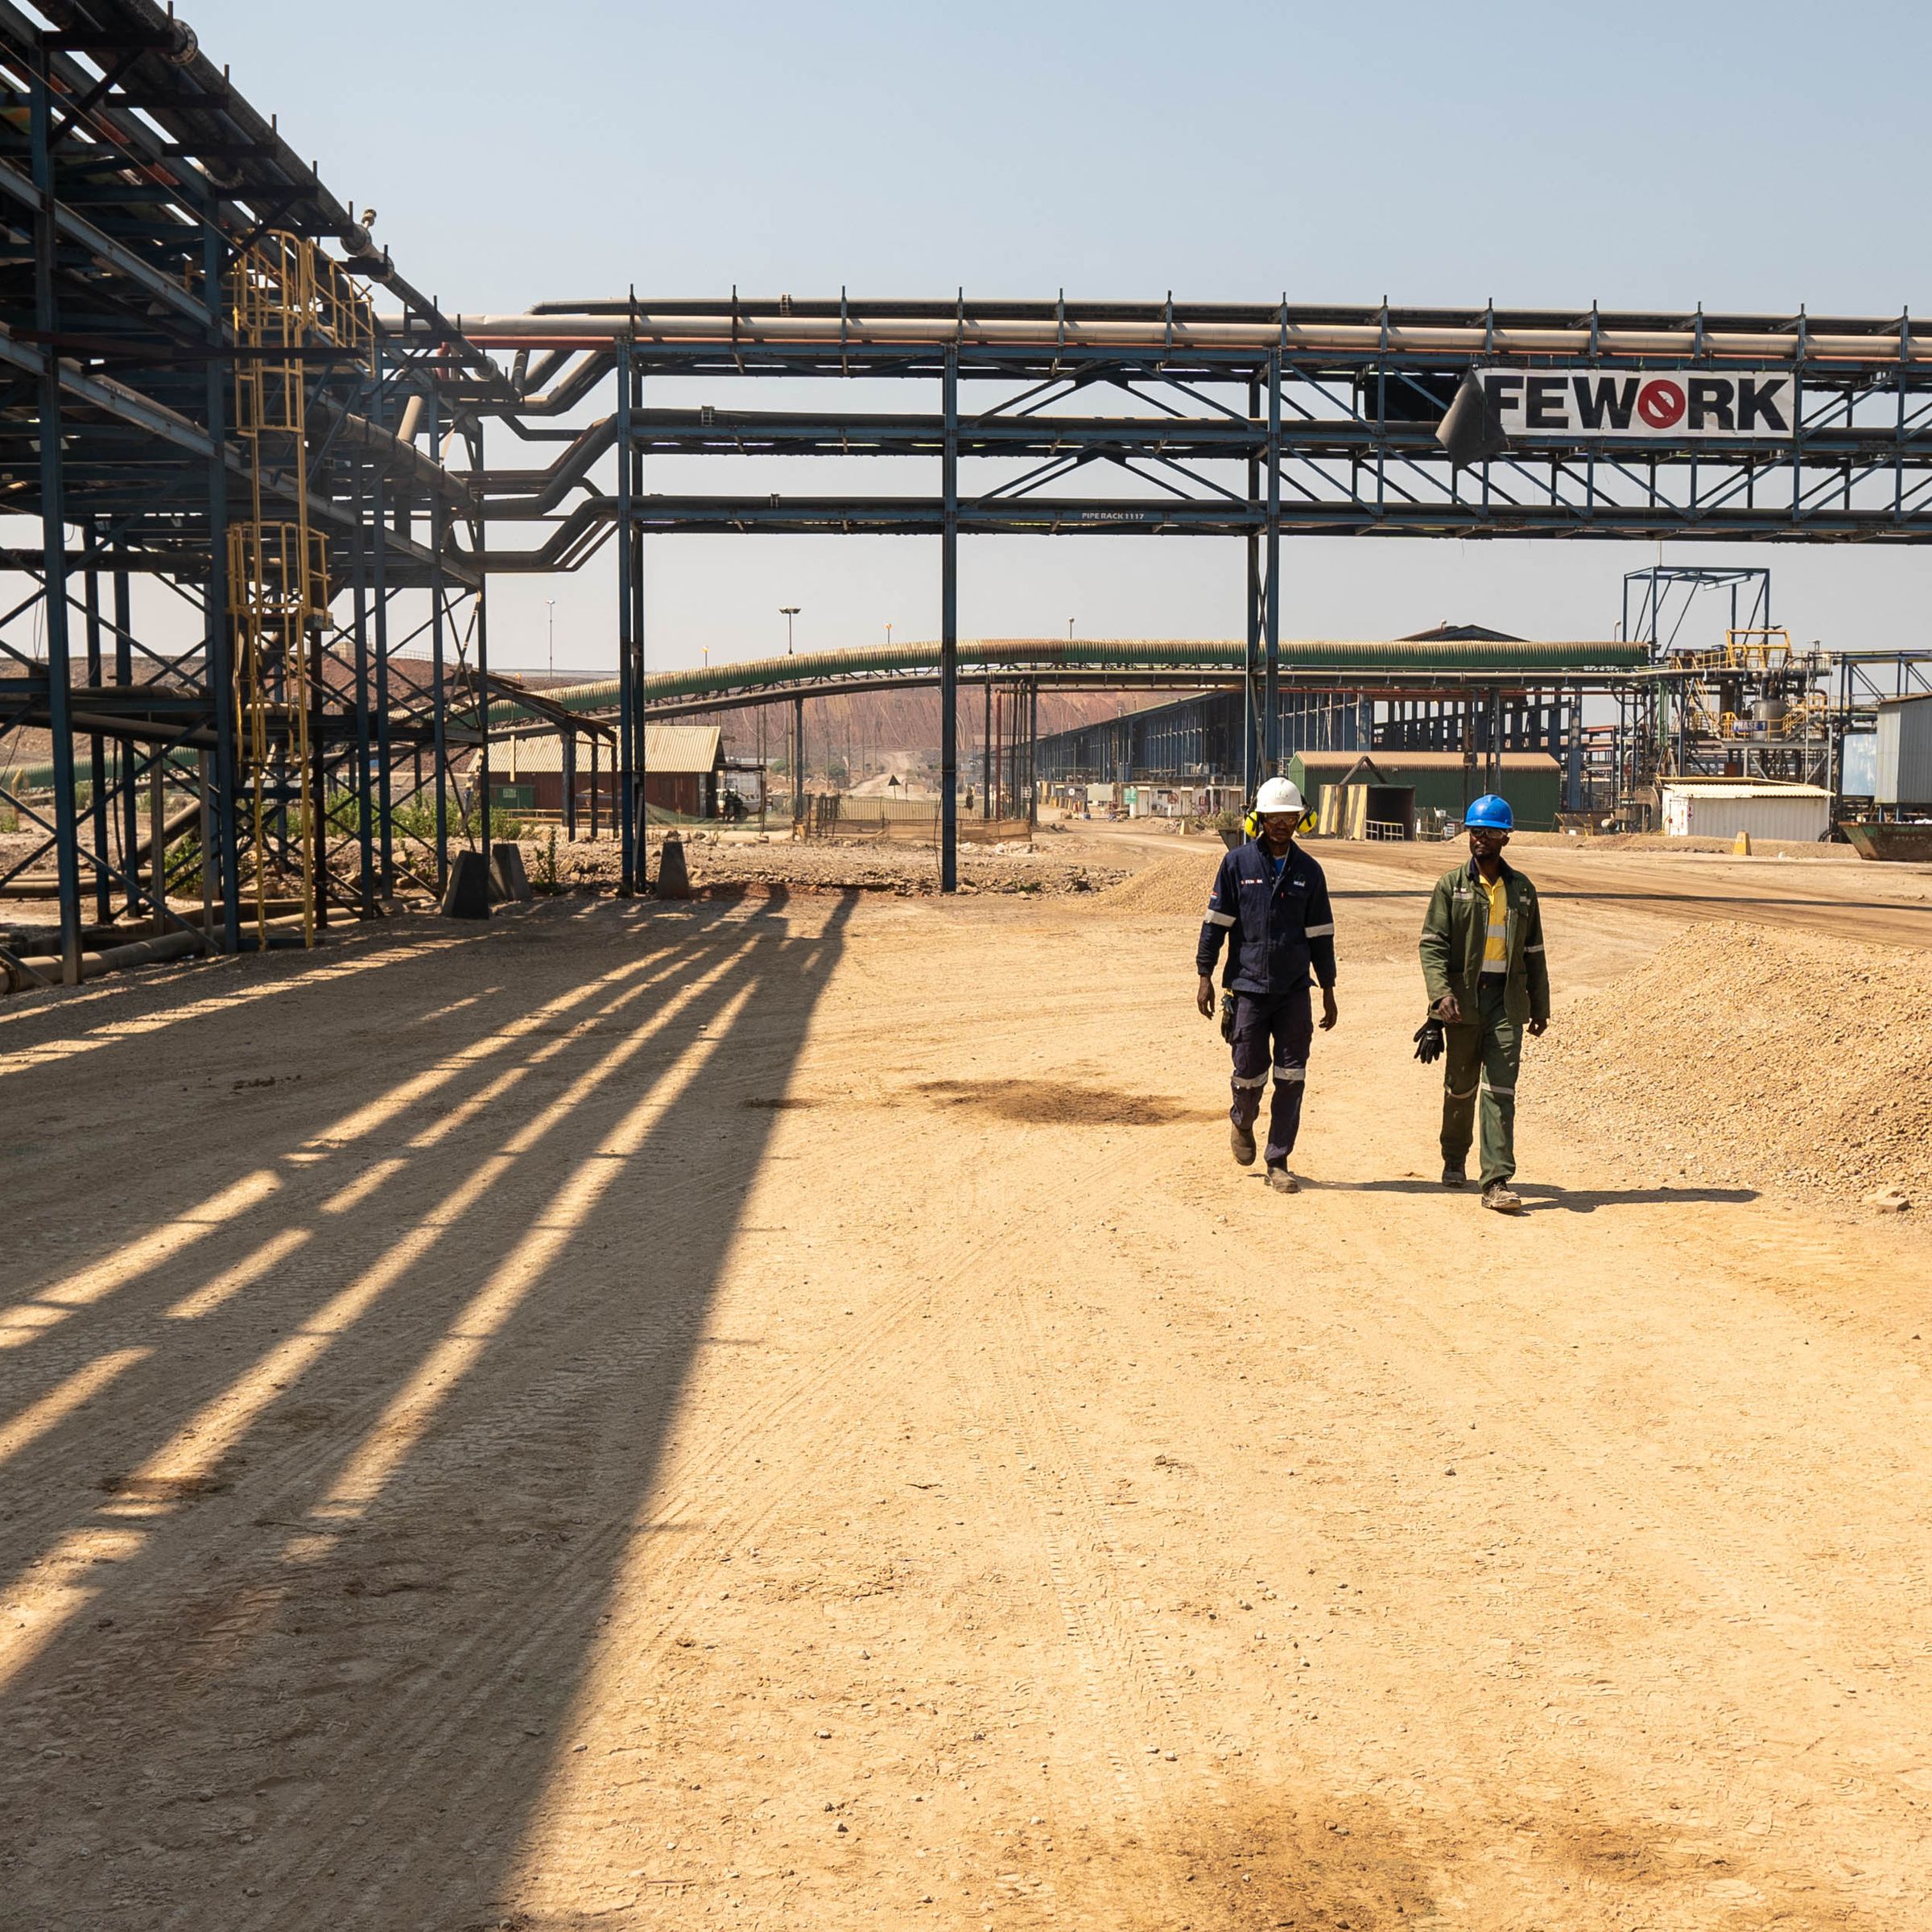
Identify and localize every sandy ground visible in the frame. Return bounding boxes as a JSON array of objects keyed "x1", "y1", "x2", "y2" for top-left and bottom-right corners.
[{"x1": 2, "y1": 851, "x2": 1929, "y2": 1930}]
